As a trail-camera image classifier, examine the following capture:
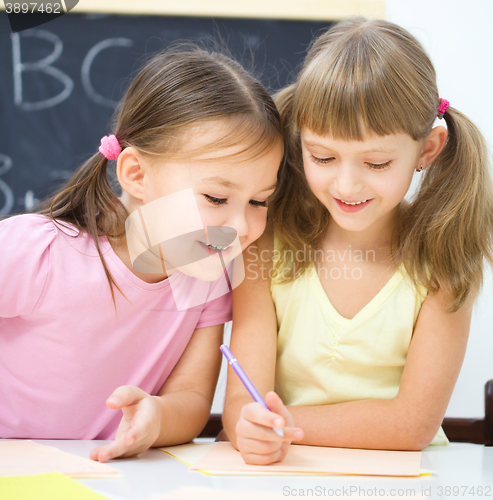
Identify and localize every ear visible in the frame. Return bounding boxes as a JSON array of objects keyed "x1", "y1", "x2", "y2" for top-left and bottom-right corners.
[
  {"x1": 116, "y1": 147, "x2": 147, "y2": 201},
  {"x1": 419, "y1": 126, "x2": 448, "y2": 170}
]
